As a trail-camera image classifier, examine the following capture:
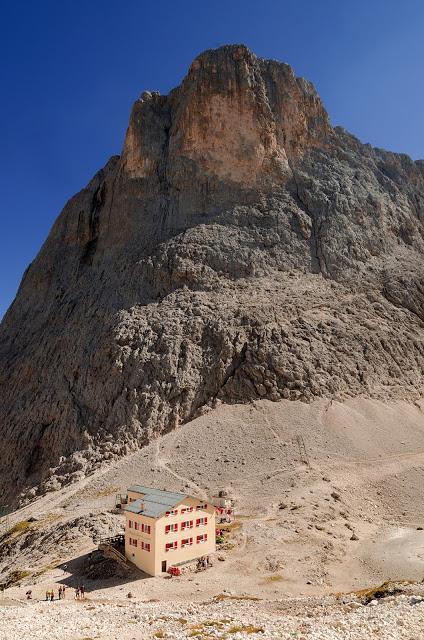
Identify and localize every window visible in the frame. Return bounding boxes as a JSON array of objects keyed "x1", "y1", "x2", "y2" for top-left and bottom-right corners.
[
  {"x1": 141, "y1": 523, "x2": 151, "y2": 534},
  {"x1": 129, "y1": 537, "x2": 138, "y2": 547},
  {"x1": 134, "y1": 522, "x2": 139, "y2": 531},
  {"x1": 181, "y1": 537, "x2": 193, "y2": 547},
  {"x1": 181, "y1": 506, "x2": 193, "y2": 514},
  {"x1": 196, "y1": 517, "x2": 208, "y2": 527},
  {"x1": 165, "y1": 523, "x2": 178, "y2": 534},
  {"x1": 196, "y1": 533, "x2": 208, "y2": 544},
  {"x1": 165, "y1": 509, "x2": 178, "y2": 517},
  {"x1": 181, "y1": 520, "x2": 193, "y2": 530},
  {"x1": 141, "y1": 541, "x2": 151, "y2": 552},
  {"x1": 196, "y1": 504, "x2": 207, "y2": 511},
  {"x1": 165, "y1": 541, "x2": 178, "y2": 552},
  {"x1": 128, "y1": 520, "x2": 133, "y2": 529}
]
